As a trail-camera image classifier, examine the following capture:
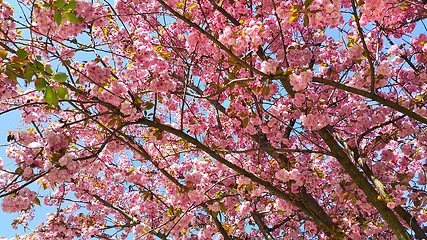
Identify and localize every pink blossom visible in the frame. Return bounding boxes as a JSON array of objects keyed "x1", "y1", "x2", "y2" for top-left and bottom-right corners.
[
  {"x1": 1, "y1": 188, "x2": 36, "y2": 213},
  {"x1": 237, "y1": 201, "x2": 251, "y2": 216},
  {"x1": 300, "y1": 113, "x2": 331, "y2": 130},
  {"x1": 391, "y1": 56, "x2": 403, "y2": 65},
  {"x1": 208, "y1": 202, "x2": 221, "y2": 212},
  {"x1": 348, "y1": 44, "x2": 364, "y2": 60},
  {"x1": 387, "y1": 202, "x2": 396, "y2": 209},
  {"x1": 261, "y1": 59, "x2": 279, "y2": 75},
  {"x1": 149, "y1": 78, "x2": 176, "y2": 93},
  {"x1": 289, "y1": 70, "x2": 313, "y2": 91}
]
